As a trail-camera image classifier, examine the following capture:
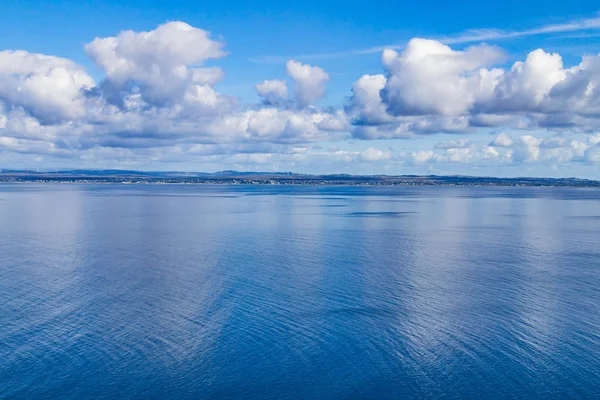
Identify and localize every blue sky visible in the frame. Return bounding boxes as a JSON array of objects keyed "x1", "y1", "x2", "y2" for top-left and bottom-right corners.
[{"x1": 1, "y1": 1, "x2": 600, "y2": 177}]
